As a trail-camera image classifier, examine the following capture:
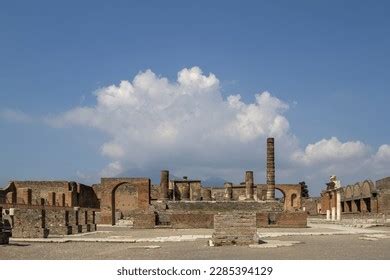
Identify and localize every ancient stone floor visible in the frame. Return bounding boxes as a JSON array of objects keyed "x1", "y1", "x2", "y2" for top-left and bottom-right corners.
[{"x1": 1, "y1": 223, "x2": 390, "y2": 259}]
